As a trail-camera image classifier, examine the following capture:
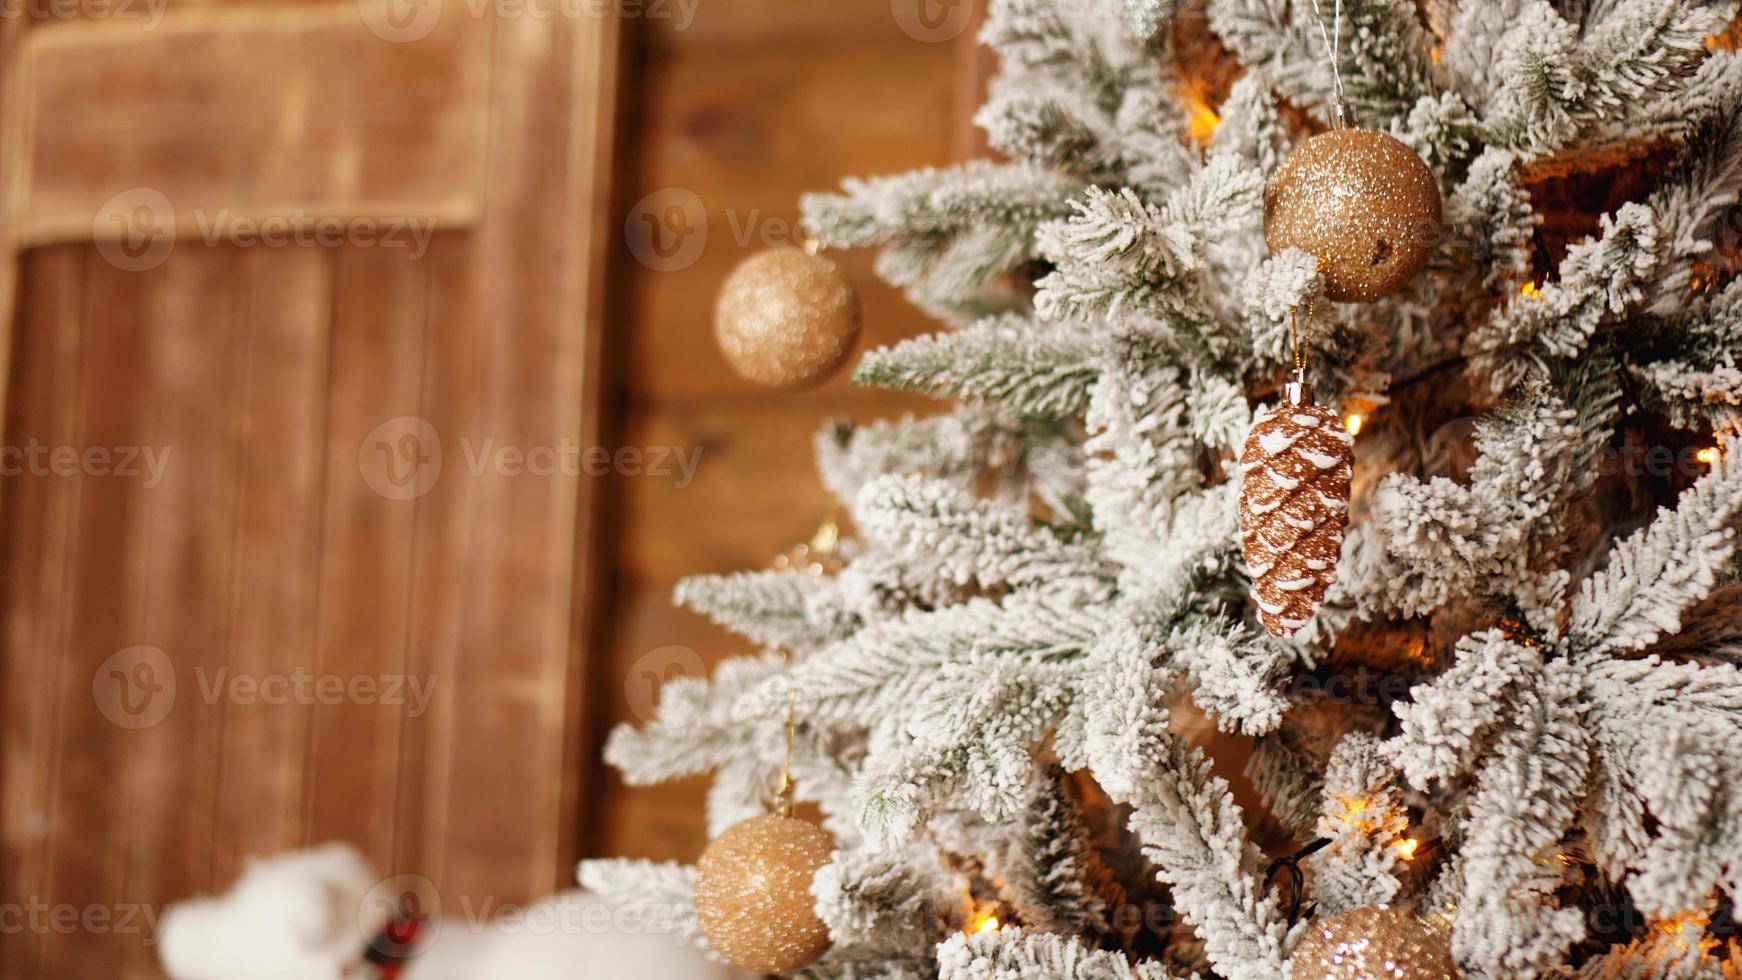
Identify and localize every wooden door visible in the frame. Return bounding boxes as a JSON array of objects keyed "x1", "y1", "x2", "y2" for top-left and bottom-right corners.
[{"x1": 0, "y1": 6, "x2": 621, "y2": 978}]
